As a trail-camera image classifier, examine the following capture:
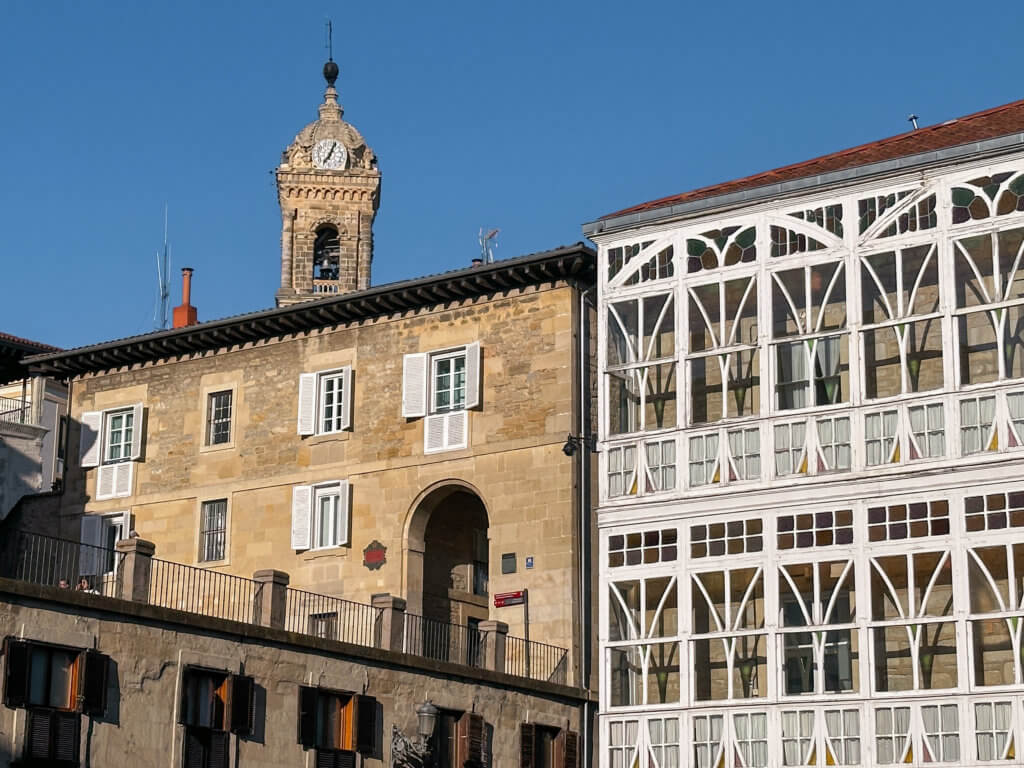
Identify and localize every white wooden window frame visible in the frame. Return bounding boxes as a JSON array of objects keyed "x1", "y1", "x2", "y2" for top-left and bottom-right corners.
[
  {"x1": 290, "y1": 480, "x2": 350, "y2": 551},
  {"x1": 312, "y1": 482, "x2": 349, "y2": 550},
  {"x1": 80, "y1": 403, "x2": 143, "y2": 501},
  {"x1": 596, "y1": 158, "x2": 1024, "y2": 506},
  {"x1": 297, "y1": 366, "x2": 352, "y2": 436},
  {"x1": 205, "y1": 390, "x2": 233, "y2": 446}
]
